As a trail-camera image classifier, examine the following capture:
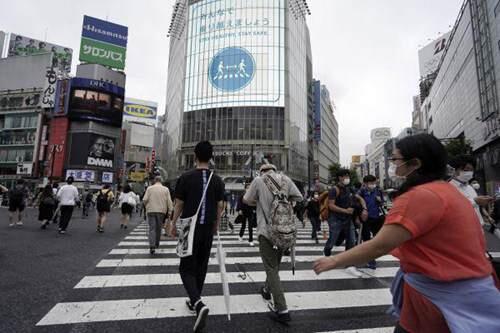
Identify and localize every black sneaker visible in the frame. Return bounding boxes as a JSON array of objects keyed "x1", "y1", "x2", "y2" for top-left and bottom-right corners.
[
  {"x1": 150, "y1": 247, "x2": 155, "y2": 255},
  {"x1": 120, "y1": 224, "x2": 124, "y2": 229},
  {"x1": 268, "y1": 308, "x2": 291, "y2": 325},
  {"x1": 260, "y1": 286, "x2": 271, "y2": 301},
  {"x1": 124, "y1": 225, "x2": 128, "y2": 229},
  {"x1": 41, "y1": 223, "x2": 47, "y2": 230},
  {"x1": 194, "y1": 301, "x2": 209, "y2": 332},
  {"x1": 185, "y1": 300, "x2": 196, "y2": 314}
]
